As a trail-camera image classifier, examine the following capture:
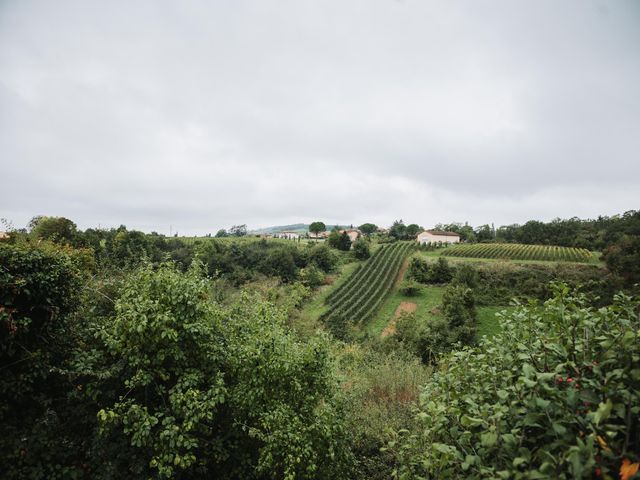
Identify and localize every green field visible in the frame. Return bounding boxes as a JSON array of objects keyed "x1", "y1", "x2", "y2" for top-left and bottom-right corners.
[
  {"x1": 365, "y1": 284, "x2": 445, "y2": 337},
  {"x1": 441, "y1": 242, "x2": 596, "y2": 263},
  {"x1": 320, "y1": 242, "x2": 414, "y2": 332}
]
